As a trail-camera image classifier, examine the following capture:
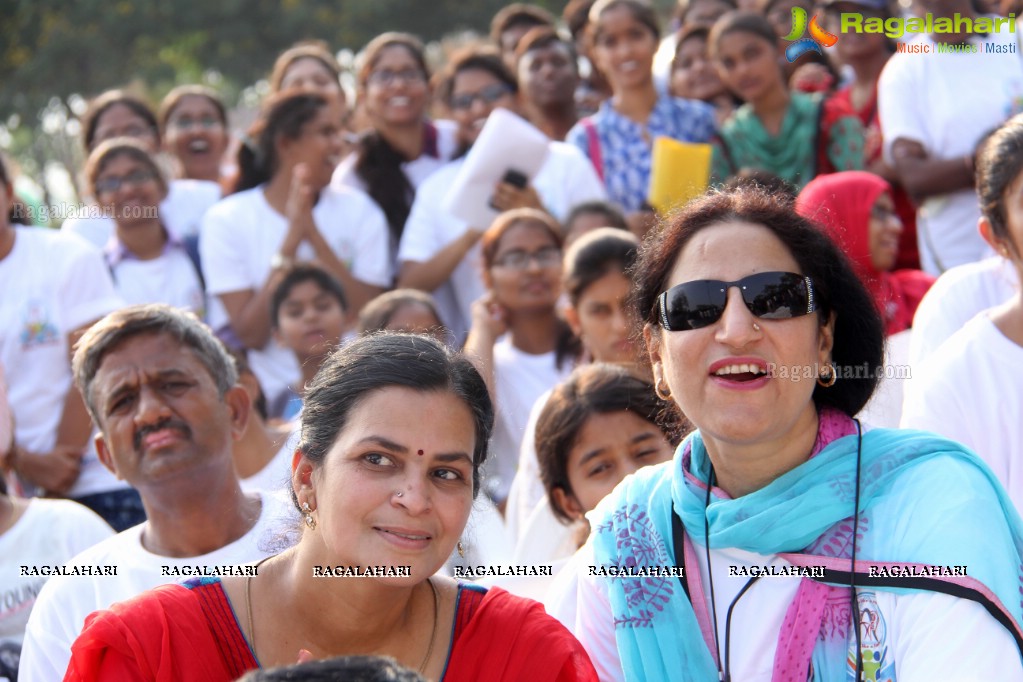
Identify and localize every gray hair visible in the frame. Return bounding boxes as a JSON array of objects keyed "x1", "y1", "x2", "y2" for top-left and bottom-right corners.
[{"x1": 73, "y1": 304, "x2": 238, "y2": 424}]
